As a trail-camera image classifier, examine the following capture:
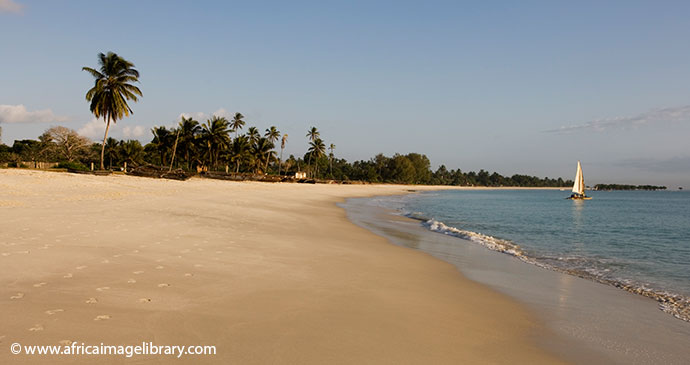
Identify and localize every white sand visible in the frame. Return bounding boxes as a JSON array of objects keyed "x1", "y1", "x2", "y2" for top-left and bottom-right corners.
[{"x1": 0, "y1": 169, "x2": 562, "y2": 364}]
